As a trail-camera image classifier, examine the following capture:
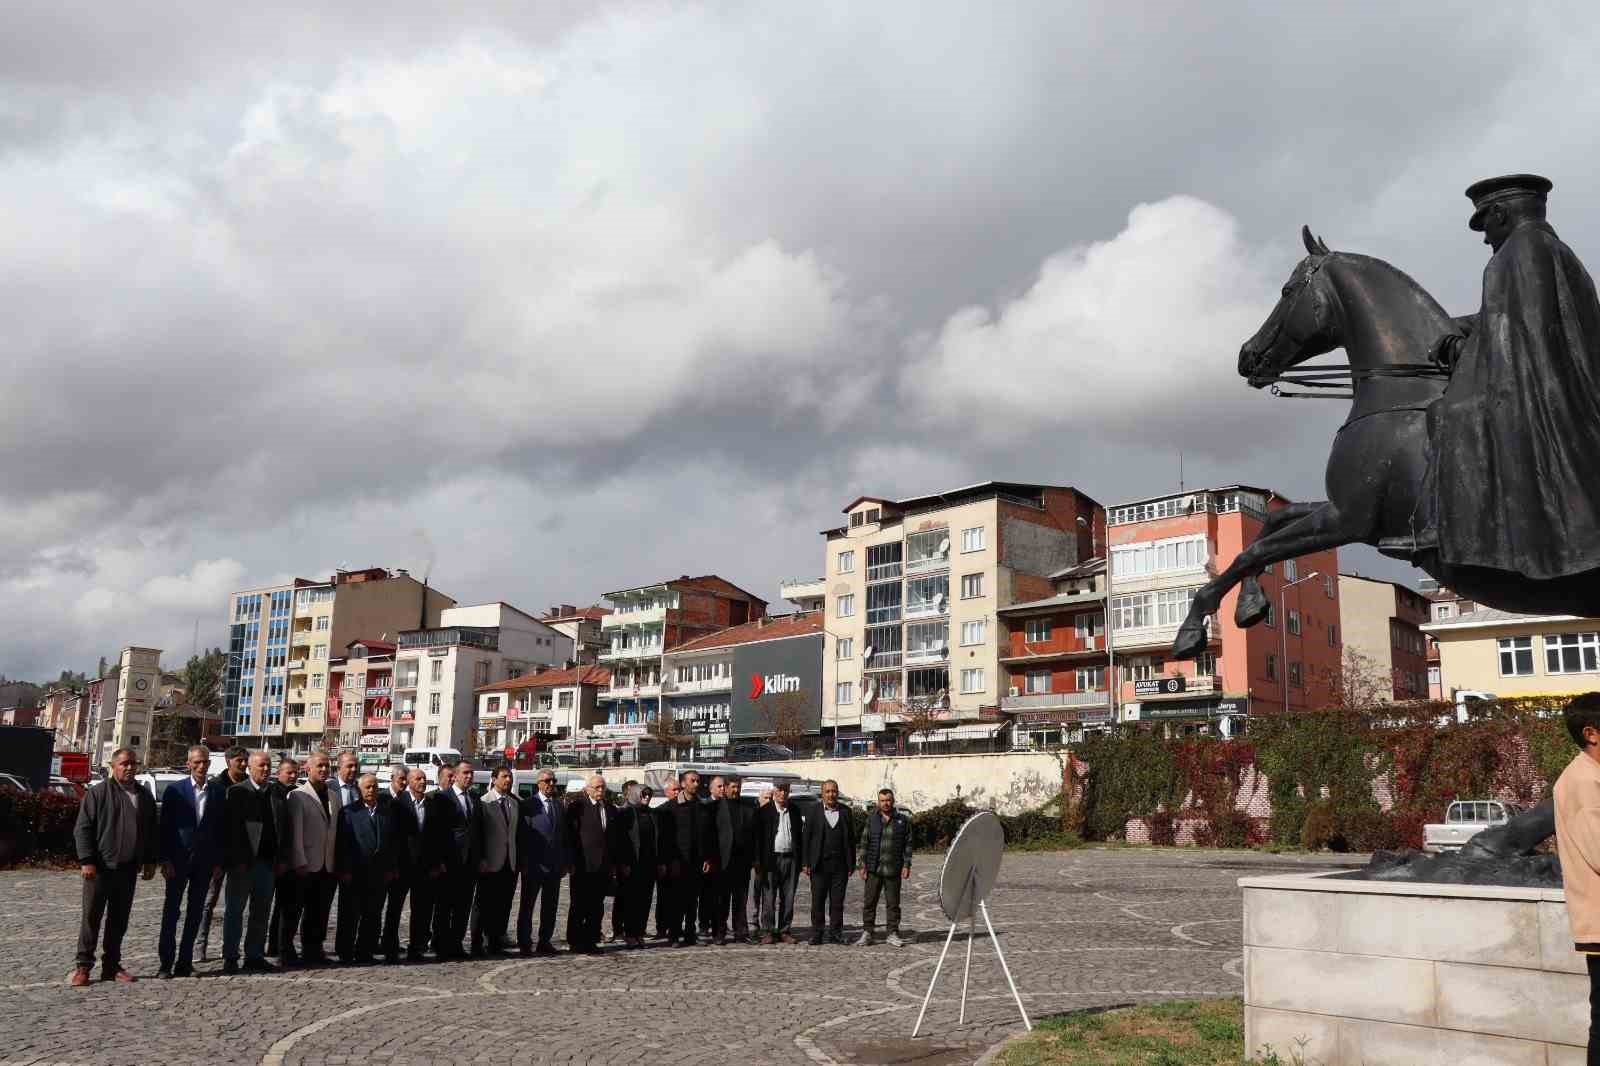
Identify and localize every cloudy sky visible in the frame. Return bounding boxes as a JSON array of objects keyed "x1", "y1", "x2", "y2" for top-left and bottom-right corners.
[{"x1": 4, "y1": 1, "x2": 1596, "y2": 679}]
